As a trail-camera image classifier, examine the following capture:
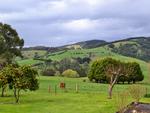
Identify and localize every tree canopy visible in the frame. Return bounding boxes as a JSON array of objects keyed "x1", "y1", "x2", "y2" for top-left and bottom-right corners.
[
  {"x1": 88, "y1": 57, "x2": 144, "y2": 99},
  {"x1": 0, "y1": 65, "x2": 39, "y2": 103},
  {"x1": 88, "y1": 58, "x2": 144, "y2": 84},
  {"x1": 0, "y1": 23, "x2": 24, "y2": 64}
]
